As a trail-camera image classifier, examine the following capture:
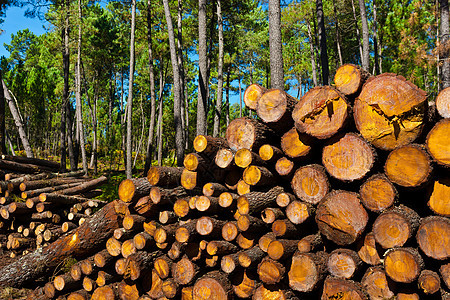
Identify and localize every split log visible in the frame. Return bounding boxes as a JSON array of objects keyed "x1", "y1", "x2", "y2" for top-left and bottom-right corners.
[
  {"x1": 357, "y1": 232, "x2": 381, "y2": 265},
  {"x1": 426, "y1": 118, "x2": 450, "y2": 166},
  {"x1": 257, "y1": 257, "x2": 286, "y2": 284},
  {"x1": 361, "y1": 266, "x2": 395, "y2": 300},
  {"x1": 232, "y1": 269, "x2": 257, "y2": 298},
  {"x1": 327, "y1": 248, "x2": 362, "y2": 279},
  {"x1": 244, "y1": 83, "x2": 267, "y2": 111},
  {"x1": 427, "y1": 178, "x2": 450, "y2": 216},
  {"x1": 118, "y1": 177, "x2": 152, "y2": 203},
  {"x1": 359, "y1": 174, "x2": 397, "y2": 212},
  {"x1": 280, "y1": 127, "x2": 312, "y2": 159},
  {"x1": 293, "y1": 86, "x2": 349, "y2": 139},
  {"x1": 316, "y1": 190, "x2": 368, "y2": 245},
  {"x1": 226, "y1": 117, "x2": 277, "y2": 151},
  {"x1": 288, "y1": 252, "x2": 327, "y2": 292},
  {"x1": 354, "y1": 73, "x2": 427, "y2": 150},
  {"x1": 322, "y1": 133, "x2": 375, "y2": 182},
  {"x1": 0, "y1": 201, "x2": 120, "y2": 288},
  {"x1": 384, "y1": 144, "x2": 432, "y2": 187},
  {"x1": 416, "y1": 216, "x2": 450, "y2": 260},
  {"x1": 321, "y1": 276, "x2": 368, "y2": 300},
  {"x1": 154, "y1": 255, "x2": 172, "y2": 279},
  {"x1": 257, "y1": 89, "x2": 297, "y2": 132},
  {"x1": 435, "y1": 86, "x2": 450, "y2": 118},
  {"x1": 334, "y1": 63, "x2": 370, "y2": 96},
  {"x1": 372, "y1": 205, "x2": 420, "y2": 249},
  {"x1": 147, "y1": 166, "x2": 183, "y2": 187},
  {"x1": 384, "y1": 247, "x2": 424, "y2": 283}
]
